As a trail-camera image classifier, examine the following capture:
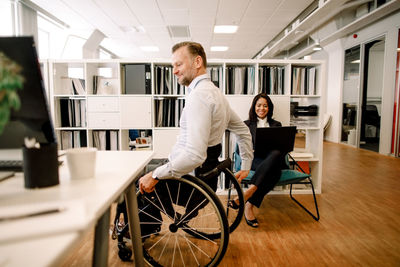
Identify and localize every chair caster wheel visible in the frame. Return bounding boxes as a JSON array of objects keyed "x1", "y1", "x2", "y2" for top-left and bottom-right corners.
[{"x1": 118, "y1": 244, "x2": 132, "y2": 261}]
